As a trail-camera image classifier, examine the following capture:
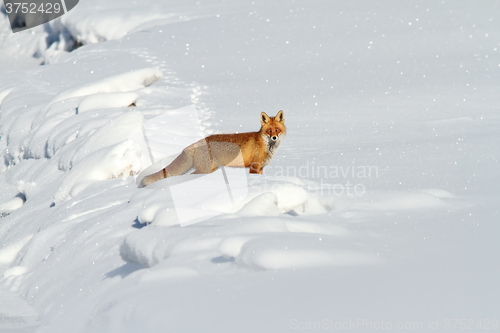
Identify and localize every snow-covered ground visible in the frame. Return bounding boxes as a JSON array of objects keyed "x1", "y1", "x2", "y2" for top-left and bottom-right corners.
[{"x1": 1, "y1": 0, "x2": 499, "y2": 332}]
